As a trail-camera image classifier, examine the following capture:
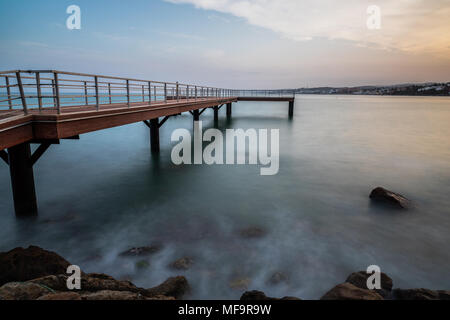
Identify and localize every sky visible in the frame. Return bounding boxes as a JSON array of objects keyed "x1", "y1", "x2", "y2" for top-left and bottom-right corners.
[{"x1": 0, "y1": 0, "x2": 449, "y2": 88}]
